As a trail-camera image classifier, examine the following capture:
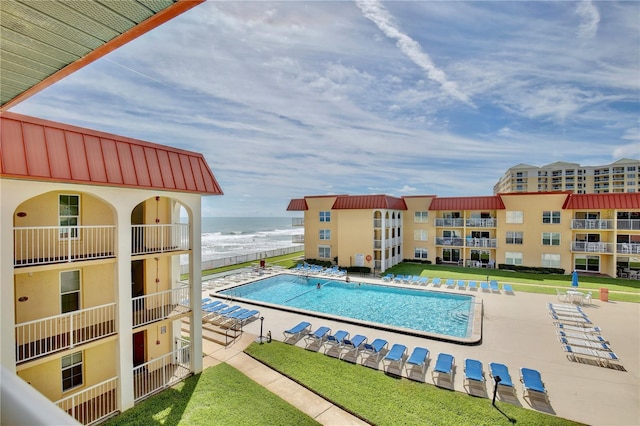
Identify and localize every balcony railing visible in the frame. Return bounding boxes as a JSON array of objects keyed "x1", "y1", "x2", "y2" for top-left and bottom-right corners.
[
  {"x1": 373, "y1": 219, "x2": 382, "y2": 228},
  {"x1": 373, "y1": 239, "x2": 382, "y2": 249},
  {"x1": 435, "y1": 218, "x2": 465, "y2": 227},
  {"x1": 291, "y1": 217, "x2": 304, "y2": 226},
  {"x1": 435, "y1": 237, "x2": 465, "y2": 246},
  {"x1": 292, "y1": 235, "x2": 304, "y2": 244},
  {"x1": 55, "y1": 377, "x2": 118, "y2": 425},
  {"x1": 466, "y1": 238, "x2": 497, "y2": 248},
  {"x1": 16, "y1": 303, "x2": 116, "y2": 363},
  {"x1": 14, "y1": 226, "x2": 115, "y2": 267},
  {"x1": 131, "y1": 224, "x2": 189, "y2": 256},
  {"x1": 465, "y1": 218, "x2": 497, "y2": 227},
  {"x1": 571, "y1": 219, "x2": 613, "y2": 230},
  {"x1": 133, "y1": 344, "x2": 191, "y2": 402},
  {"x1": 571, "y1": 241, "x2": 614, "y2": 253},
  {"x1": 617, "y1": 243, "x2": 640, "y2": 255},
  {"x1": 617, "y1": 219, "x2": 640, "y2": 230},
  {"x1": 132, "y1": 287, "x2": 190, "y2": 328}
]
